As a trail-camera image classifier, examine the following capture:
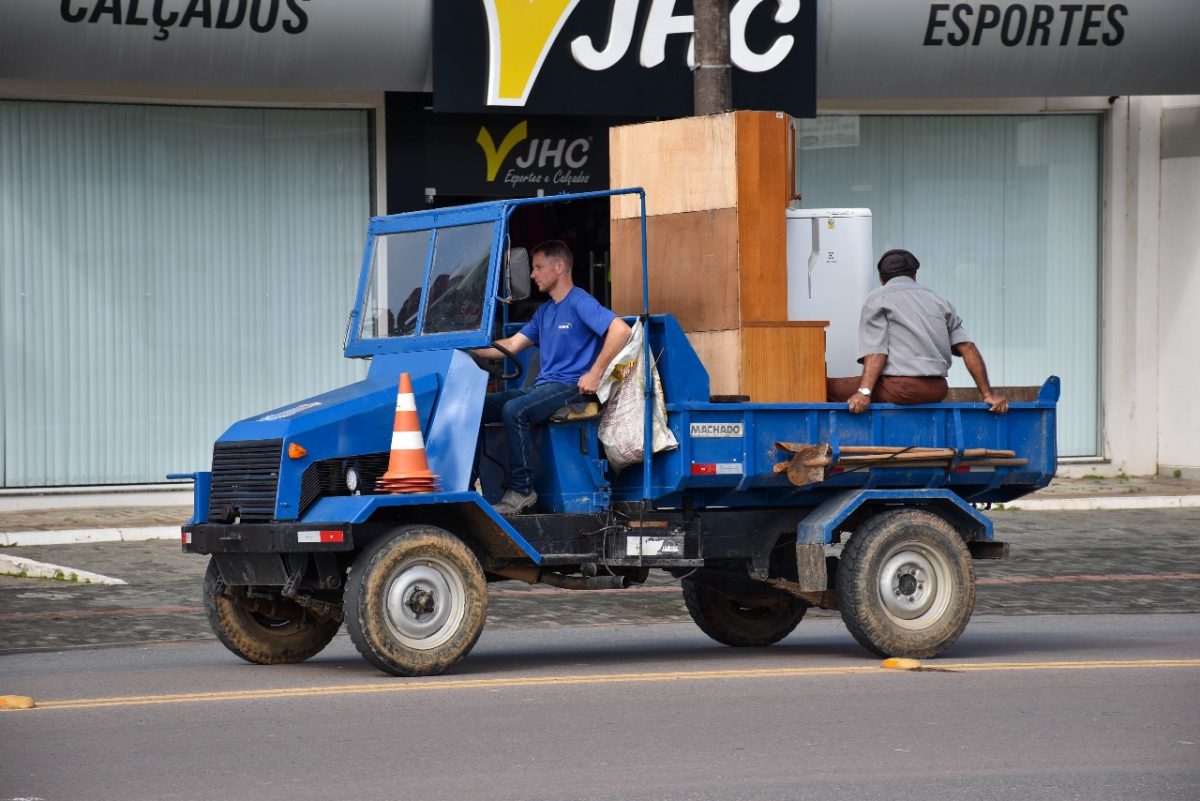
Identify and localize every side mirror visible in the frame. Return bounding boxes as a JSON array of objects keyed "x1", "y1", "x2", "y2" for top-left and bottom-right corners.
[{"x1": 506, "y1": 247, "x2": 532, "y2": 302}]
